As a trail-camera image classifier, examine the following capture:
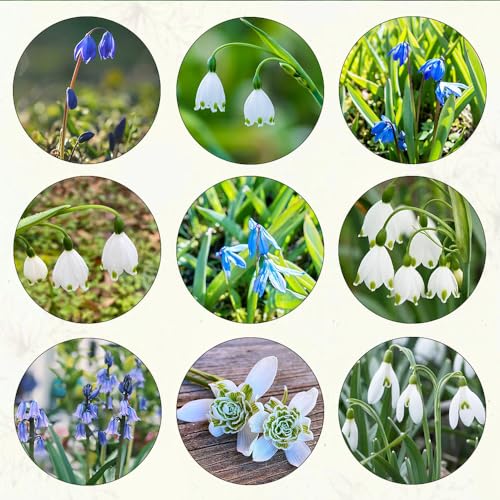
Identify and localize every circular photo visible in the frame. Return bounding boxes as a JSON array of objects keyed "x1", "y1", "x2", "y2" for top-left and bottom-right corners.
[
  {"x1": 177, "y1": 176, "x2": 323, "y2": 323},
  {"x1": 339, "y1": 337, "x2": 485, "y2": 484},
  {"x1": 14, "y1": 176, "x2": 161, "y2": 323},
  {"x1": 176, "y1": 337, "x2": 323, "y2": 484},
  {"x1": 14, "y1": 338, "x2": 161, "y2": 485},
  {"x1": 177, "y1": 17, "x2": 324, "y2": 164},
  {"x1": 14, "y1": 16, "x2": 160, "y2": 163},
  {"x1": 340, "y1": 16, "x2": 486, "y2": 164},
  {"x1": 339, "y1": 176, "x2": 485, "y2": 323}
]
